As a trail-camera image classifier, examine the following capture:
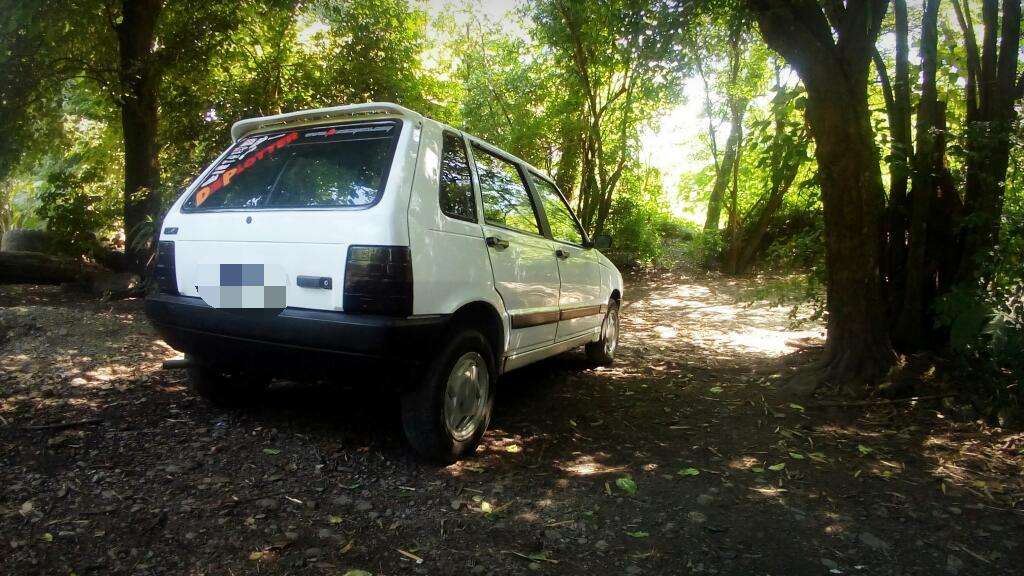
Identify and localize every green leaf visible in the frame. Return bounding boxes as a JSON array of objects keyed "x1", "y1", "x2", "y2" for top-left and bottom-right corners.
[
  {"x1": 708, "y1": 386, "x2": 724, "y2": 394},
  {"x1": 615, "y1": 477, "x2": 638, "y2": 495},
  {"x1": 857, "y1": 444, "x2": 874, "y2": 456},
  {"x1": 788, "y1": 403, "x2": 805, "y2": 412},
  {"x1": 768, "y1": 463, "x2": 786, "y2": 471},
  {"x1": 788, "y1": 452, "x2": 805, "y2": 460},
  {"x1": 751, "y1": 467, "x2": 765, "y2": 473},
  {"x1": 343, "y1": 571, "x2": 373, "y2": 576},
  {"x1": 808, "y1": 452, "x2": 827, "y2": 462},
  {"x1": 677, "y1": 467, "x2": 700, "y2": 477},
  {"x1": 625, "y1": 530, "x2": 649, "y2": 538},
  {"x1": 262, "y1": 448, "x2": 281, "y2": 455}
]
